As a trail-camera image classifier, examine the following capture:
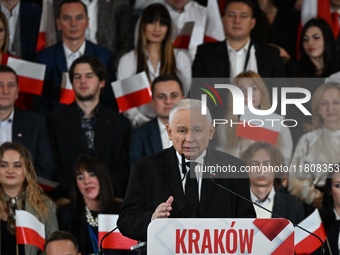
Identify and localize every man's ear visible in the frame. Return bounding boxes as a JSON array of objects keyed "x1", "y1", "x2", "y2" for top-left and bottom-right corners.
[
  {"x1": 251, "y1": 17, "x2": 256, "y2": 30},
  {"x1": 209, "y1": 124, "x2": 215, "y2": 140},
  {"x1": 99, "y1": 80, "x2": 105, "y2": 88},
  {"x1": 56, "y1": 18, "x2": 61, "y2": 31},
  {"x1": 166, "y1": 124, "x2": 172, "y2": 140}
]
